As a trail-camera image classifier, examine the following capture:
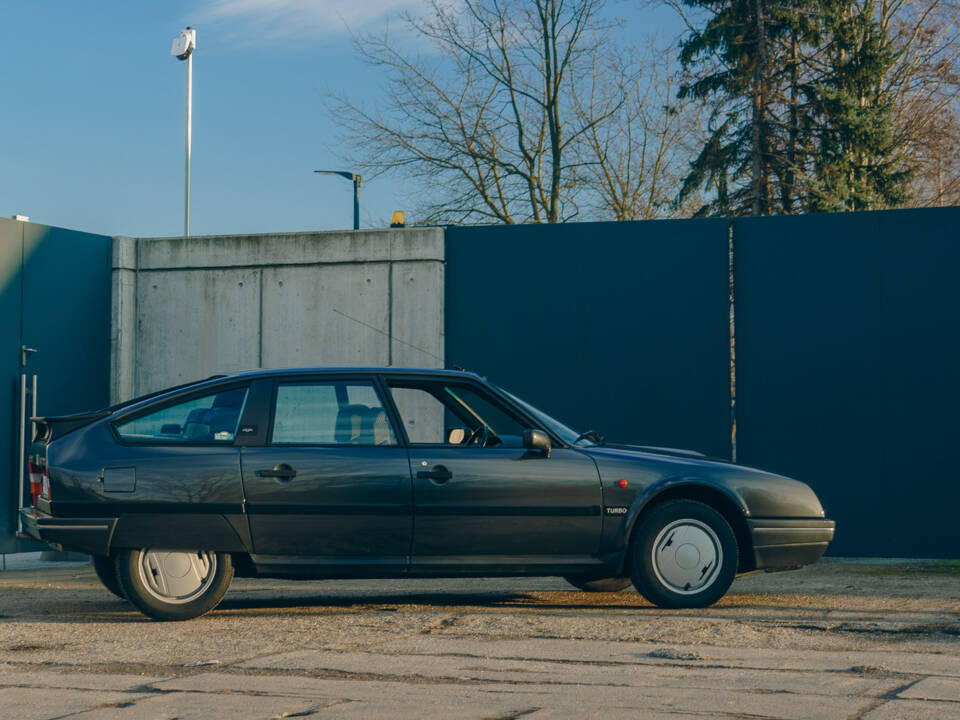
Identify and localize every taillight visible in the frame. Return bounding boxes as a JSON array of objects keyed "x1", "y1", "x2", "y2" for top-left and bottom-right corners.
[
  {"x1": 41, "y1": 465, "x2": 51, "y2": 501},
  {"x1": 28, "y1": 459, "x2": 43, "y2": 505}
]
